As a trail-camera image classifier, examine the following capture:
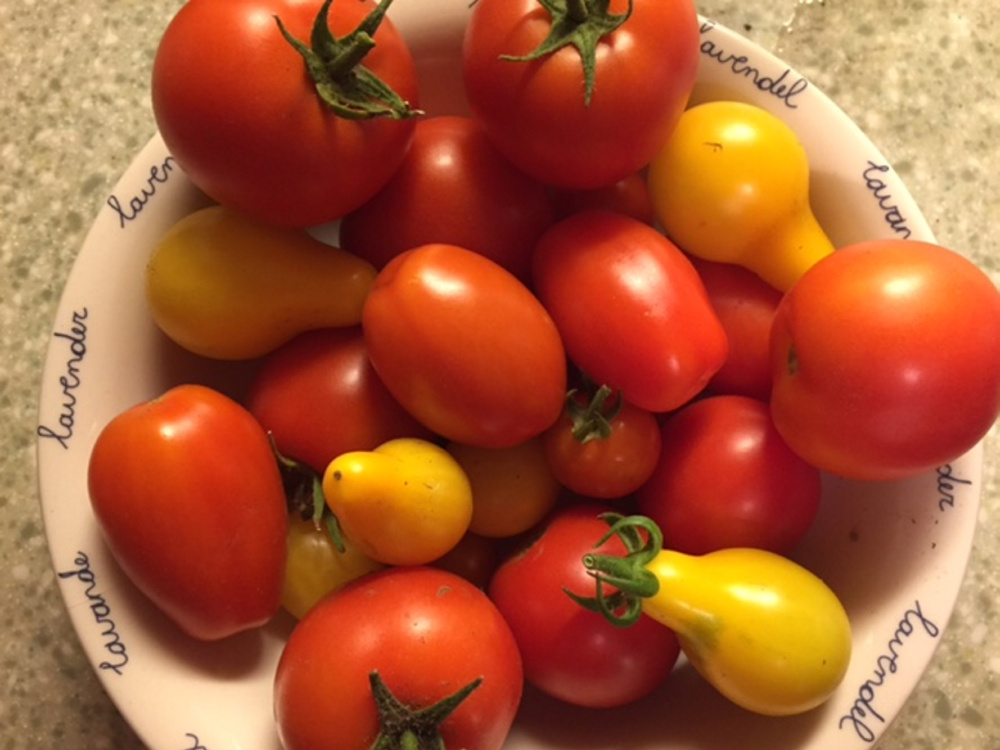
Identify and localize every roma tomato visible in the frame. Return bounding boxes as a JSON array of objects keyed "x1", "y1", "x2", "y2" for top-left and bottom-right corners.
[
  {"x1": 245, "y1": 327, "x2": 432, "y2": 474},
  {"x1": 533, "y1": 211, "x2": 727, "y2": 413},
  {"x1": 689, "y1": 256, "x2": 783, "y2": 401},
  {"x1": 489, "y1": 504, "x2": 681, "y2": 708},
  {"x1": 637, "y1": 395, "x2": 821, "y2": 555},
  {"x1": 274, "y1": 566, "x2": 523, "y2": 750},
  {"x1": 770, "y1": 239, "x2": 1000, "y2": 480},
  {"x1": 152, "y1": 0, "x2": 419, "y2": 226},
  {"x1": 462, "y1": 0, "x2": 699, "y2": 189},
  {"x1": 542, "y1": 386, "x2": 662, "y2": 500},
  {"x1": 339, "y1": 115, "x2": 556, "y2": 283},
  {"x1": 551, "y1": 172, "x2": 656, "y2": 225},
  {"x1": 87, "y1": 384, "x2": 288, "y2": 641},
  {"x1": 363, "y1": 243, "x2": 567, "y2": 447}
]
